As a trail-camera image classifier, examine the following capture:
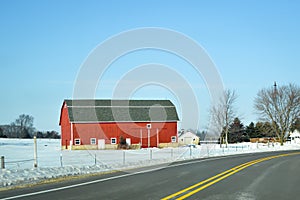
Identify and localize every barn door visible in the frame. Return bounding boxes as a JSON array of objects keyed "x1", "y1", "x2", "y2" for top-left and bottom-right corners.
[
  {"x1": 98, "y1": 139, "x2": 105, "y2": 150},
  {"x1": 184, "y1": 137, "x2": 192, "y2": 144}
]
